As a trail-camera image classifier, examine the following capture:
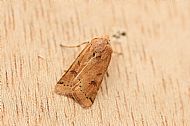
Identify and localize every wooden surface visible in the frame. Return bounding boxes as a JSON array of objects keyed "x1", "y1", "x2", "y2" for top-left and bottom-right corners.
[{"x1": 1, "y1": 0, "x2": 190, "y2": 126}]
